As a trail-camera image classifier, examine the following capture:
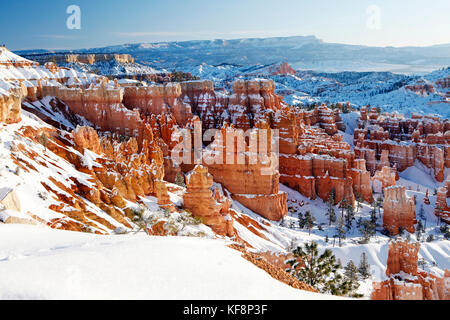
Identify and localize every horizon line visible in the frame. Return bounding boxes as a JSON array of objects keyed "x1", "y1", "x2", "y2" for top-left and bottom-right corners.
[{"x1": 10, "y1": 34, "x2": 450, "y2": 52}]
